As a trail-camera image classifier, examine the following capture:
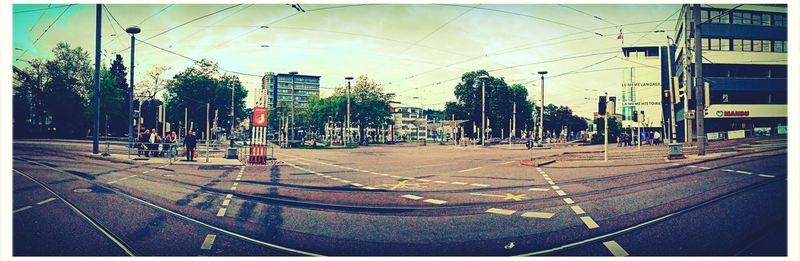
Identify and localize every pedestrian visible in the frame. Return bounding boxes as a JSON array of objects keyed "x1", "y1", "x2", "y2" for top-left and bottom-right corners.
[
  {"x1": 149, "y1": 128, "x2": 159, "y2": 157},
  {"x1": 141, "y1": 129, "x2": 151, "y2": 157},
  {"x1": 654, "y1": 131, "x2": 661, "y2": 145},
  {"x1": 183, "y1": 130, "x2": 198, "y2": 161},
  {"x1": 137, "y1": 130, "x2": 148, "y2": 156},
  {"x1": 162, "y1": 131, "x2": 175, "y2": 157},
  {"x1": 616, "y1": 136, "x2": 621, "y2": 147}
]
